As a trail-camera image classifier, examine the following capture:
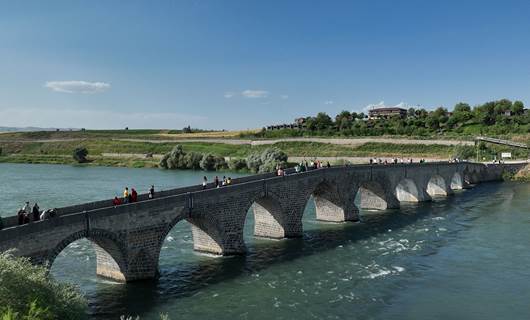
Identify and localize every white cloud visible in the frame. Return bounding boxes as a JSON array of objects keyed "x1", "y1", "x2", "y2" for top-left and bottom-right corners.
[
  {"x1": 224, "y1": 92, "x2": 235, "y2": 98},
  {"x1": 324, "y1": 100, "x2": 334, "y2": 105},
  {"x1": 0, "y1": 107, "x2": 206, "y2": 129},
  {"x1": 241, "y1": 90, "x2": 269, "y2": 98},
  {"x1": 44, "y1": 80, "x2": 111, "y2": 94},
  {"x1": 280, "y1": 95, "x2": 289, "y2": 100}
]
